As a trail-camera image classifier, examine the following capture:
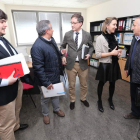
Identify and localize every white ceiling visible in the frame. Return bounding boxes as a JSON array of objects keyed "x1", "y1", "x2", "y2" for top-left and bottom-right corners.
[{"x1": 0, "y1": 0, "x2": 111, "y2": 8}]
